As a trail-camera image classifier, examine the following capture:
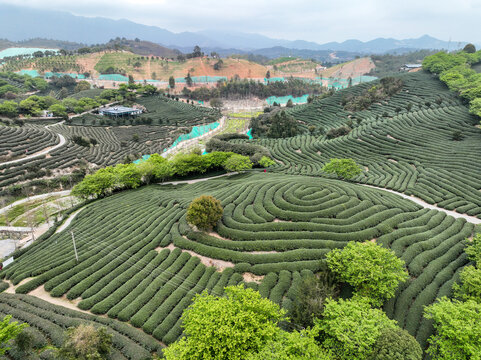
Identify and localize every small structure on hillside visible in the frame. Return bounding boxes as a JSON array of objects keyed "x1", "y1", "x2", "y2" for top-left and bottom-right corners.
[
  {"x1": 41, "y1": 110, "x2": 53, "y2": 118},
  {"x1": 99, "y1": 106, "x2": 142, "y2": 117},
  {"x1": 400, "y1": 64, "x2": 422, "y2": 71}
]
